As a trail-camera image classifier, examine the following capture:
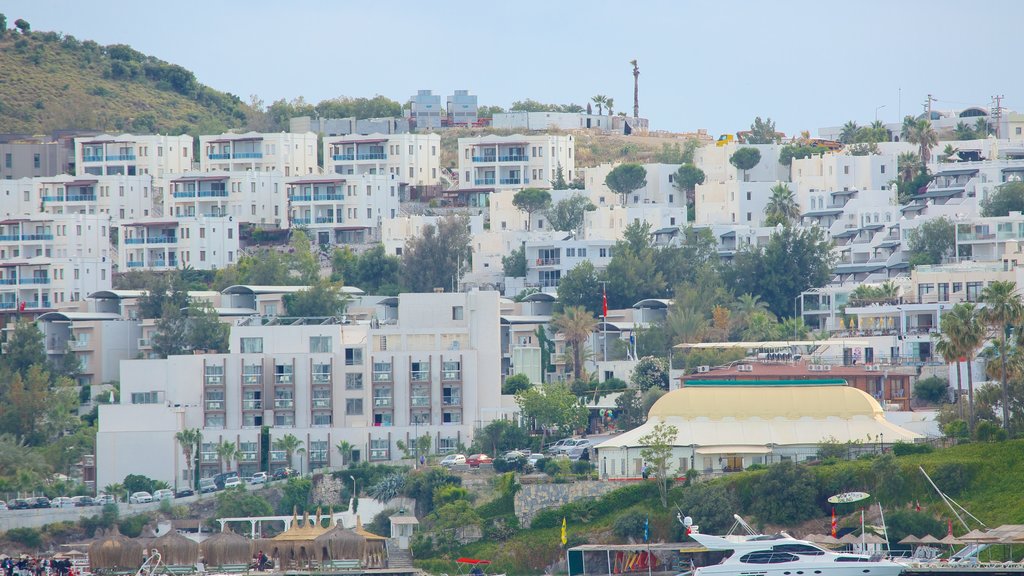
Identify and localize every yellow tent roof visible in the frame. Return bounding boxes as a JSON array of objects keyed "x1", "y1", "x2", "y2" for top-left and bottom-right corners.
[{"x1": 648, "y1": 383, "x2": 883, "y2": 420}]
